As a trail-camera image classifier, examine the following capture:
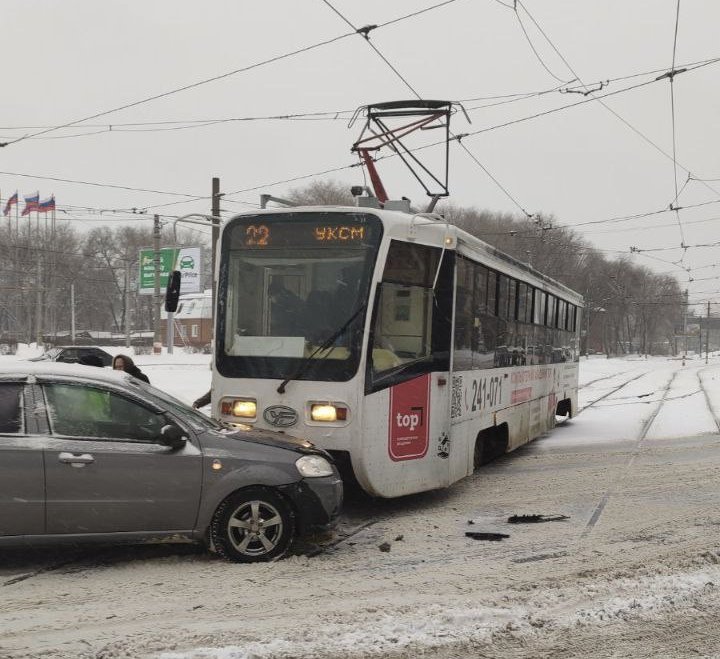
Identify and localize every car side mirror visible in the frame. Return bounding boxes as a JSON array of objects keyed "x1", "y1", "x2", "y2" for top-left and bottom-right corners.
[{"x1": 158, "y1": 423, "x2": 187, "y2": 450}]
